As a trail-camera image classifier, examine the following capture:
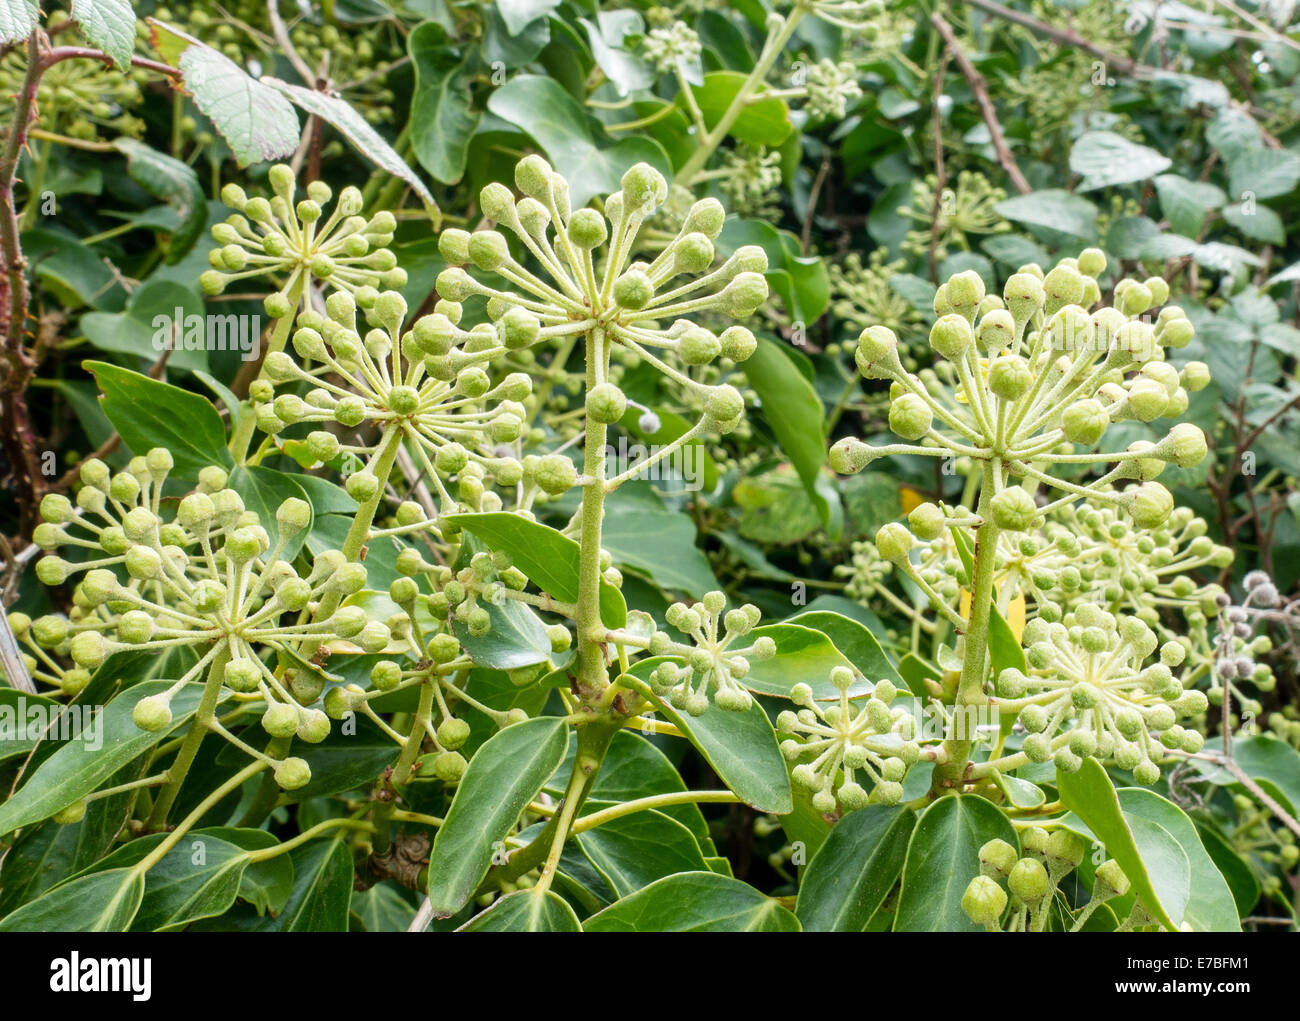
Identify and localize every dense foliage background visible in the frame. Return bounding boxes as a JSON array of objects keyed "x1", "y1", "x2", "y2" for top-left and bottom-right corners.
[{"x1": 1, "y1": 0, "x2": 1298, "y2": 932}]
